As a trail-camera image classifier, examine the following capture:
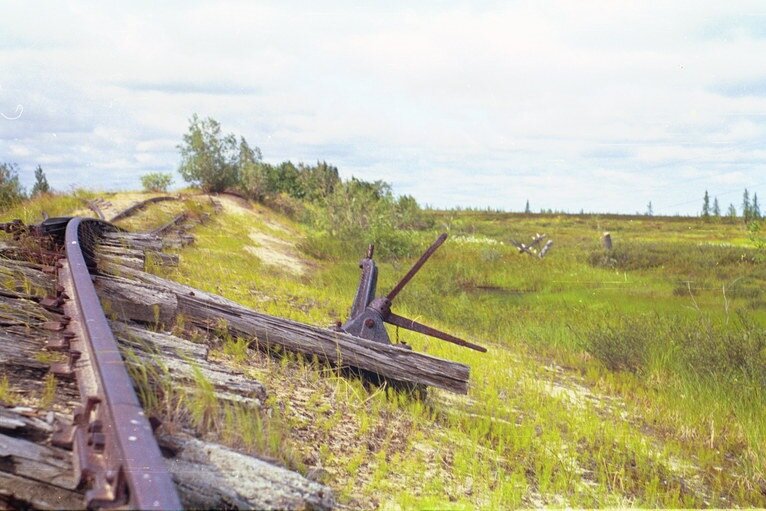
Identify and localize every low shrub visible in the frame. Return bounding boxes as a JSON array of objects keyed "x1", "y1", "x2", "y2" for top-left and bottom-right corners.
[
  {"x1": 588, "y1": 242, "x2": 760, "y2": 279},
  {"x1": 308, "y1": 179, "x2": 427, "y2": 261},
  {"x1": 582, "y1": 316, "x2": 653, "y2": 373},
  {"x1": 263, "y1": 193, "x2": 309, "y2": 223},
  {"x1": 141, "y1": 172, "x2": 174, "y2": 193},
  {"x1": 582, "y1": 312, "x2": 766, "y2": 387},
  {"x1": 678, "y1": 313, "x2": 766, "y2": 385}
]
